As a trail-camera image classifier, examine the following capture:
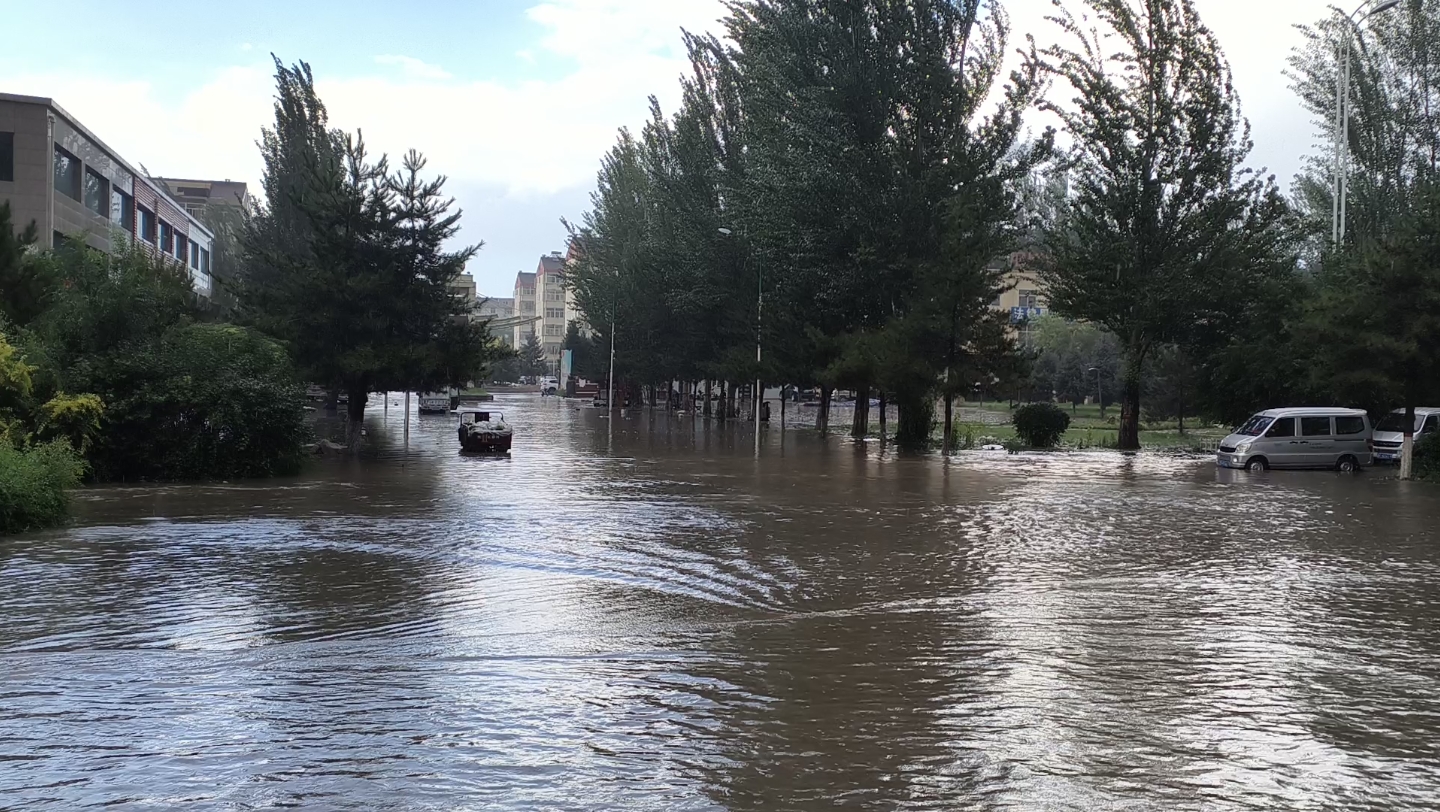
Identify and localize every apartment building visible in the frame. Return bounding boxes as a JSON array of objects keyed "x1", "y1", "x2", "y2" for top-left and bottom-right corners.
[
  {"x1": 155, "y1": 177, "x2": 251, "y2": 217},
  {"x1": 512, "y1": 271, "x2": 537, "y2": 348},
  {"x1": 534, "y1": 252, "x2": 568, "y2": 369},
  {"x1": 990, "y1": 255, "x2": 1047, "y2": 345},
  {"x1": 0, "y1": 93, "x2": 214, "y2": 297}
]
